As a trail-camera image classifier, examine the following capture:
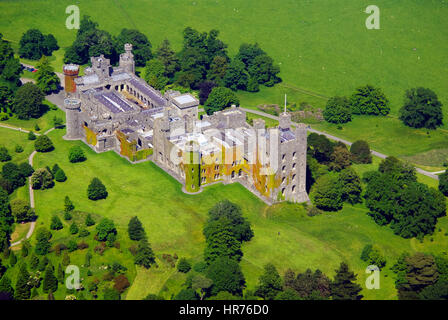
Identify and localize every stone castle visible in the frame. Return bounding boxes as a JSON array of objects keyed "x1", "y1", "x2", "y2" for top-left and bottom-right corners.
[{"x1": 63, "y1": 44, "x2": 309, "y2": 204}]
